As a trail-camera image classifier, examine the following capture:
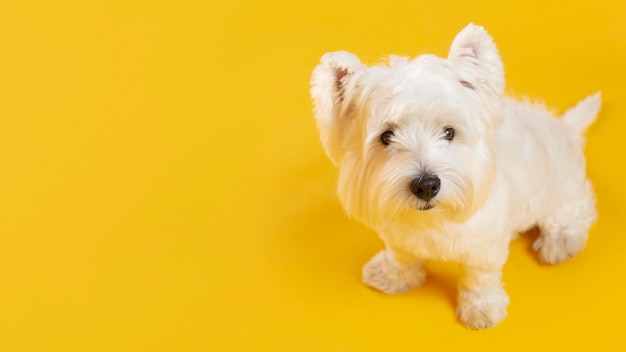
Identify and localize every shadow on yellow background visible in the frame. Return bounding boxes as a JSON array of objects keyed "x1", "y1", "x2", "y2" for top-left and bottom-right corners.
[{"x1": 0, "y1": 0, "x2": 624, "y2": 350}]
